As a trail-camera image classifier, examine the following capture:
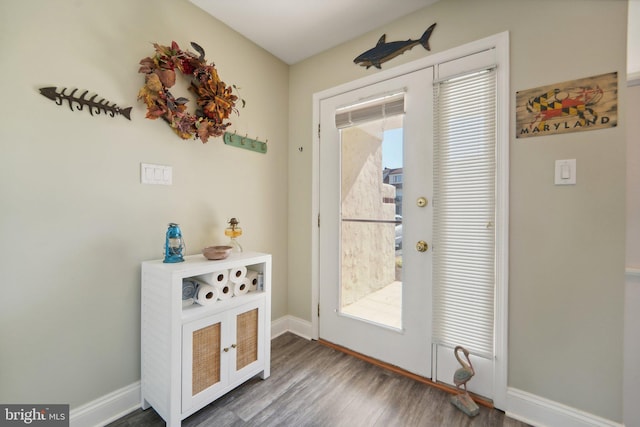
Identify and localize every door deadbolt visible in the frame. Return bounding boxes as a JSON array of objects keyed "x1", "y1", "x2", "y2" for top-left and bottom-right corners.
[
  {"x1": 416, "y1": 240, "x2": 429, "y2": 252},
  {"x1": 417, "y1": 197, "x2": 428, "y2": 207}
]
